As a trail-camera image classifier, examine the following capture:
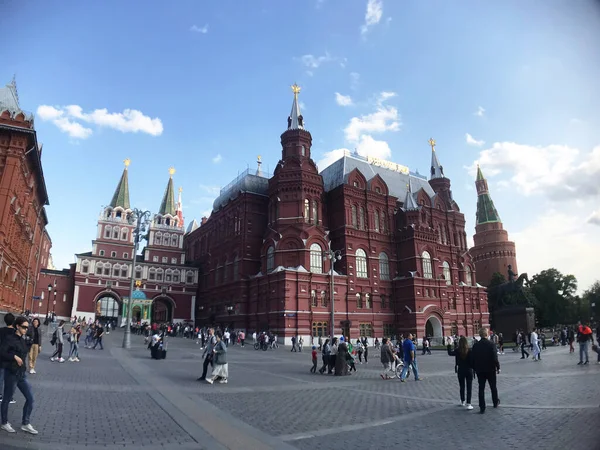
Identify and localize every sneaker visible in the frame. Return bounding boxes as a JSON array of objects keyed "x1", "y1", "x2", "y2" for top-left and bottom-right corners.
[
  {"x1": 50, "y1": 357, "x2": 55, "y2": 362},
  {"x1": 29, "y1": 369, "x2": 36, "y2": 374},
  {"x1": 400, "y1": 379, "x2": 405, "y2": 382},
  {"x1": 466, "y1": 404, "x2": 474, "y2": 410},
  {"x1": 577, "y1": 361, "x2": 583, "y2": 365},
  {"x1": 21, "y1": 424, "x2": 38, "y2": 435},
  {"x1": 68, "y1": 357, "x2": 74, "y2": 362},
  {"x1": 218, "y1": 379, "x2": 228, "y2": 384},
  {"x1": 58, "y1": 358, "x2": 65, "y2": 363},
  {"x1": 74, "y1": 358, "x2": 80, "y2": 362},
  {"x1": 460, "y1": 401, "x2": 465, "y2": 406},
  {"x1": 584, "y1": 361, "x2": 589, "y2": 365},
  {"x1": 206, "y1": 378, "x2": 214, "y2": 384},
  {"x1": 1, "y1": 423, "x2": 16, "y2": 433},
  {"x1": 493, "y1": 399, "x2": 500, "y2": 408}
]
